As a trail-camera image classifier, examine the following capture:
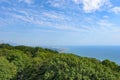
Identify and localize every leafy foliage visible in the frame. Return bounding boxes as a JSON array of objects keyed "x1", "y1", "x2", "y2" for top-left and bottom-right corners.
[
  {"x1": 0, "y1": 44, "x2": 120, "y2": 80},
  {"x1": 0, "y1": 57, "x2": 17, "y2": 80}
]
